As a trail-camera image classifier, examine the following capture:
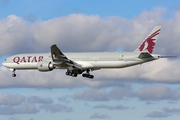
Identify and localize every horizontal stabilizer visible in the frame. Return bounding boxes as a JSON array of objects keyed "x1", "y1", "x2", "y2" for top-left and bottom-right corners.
[
  {"x1": 138, "y1": 52, "x2": 153, "y2": 59},
  {"x1": 160, "y1": 56, "x2": 177, "y2": 58}
]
